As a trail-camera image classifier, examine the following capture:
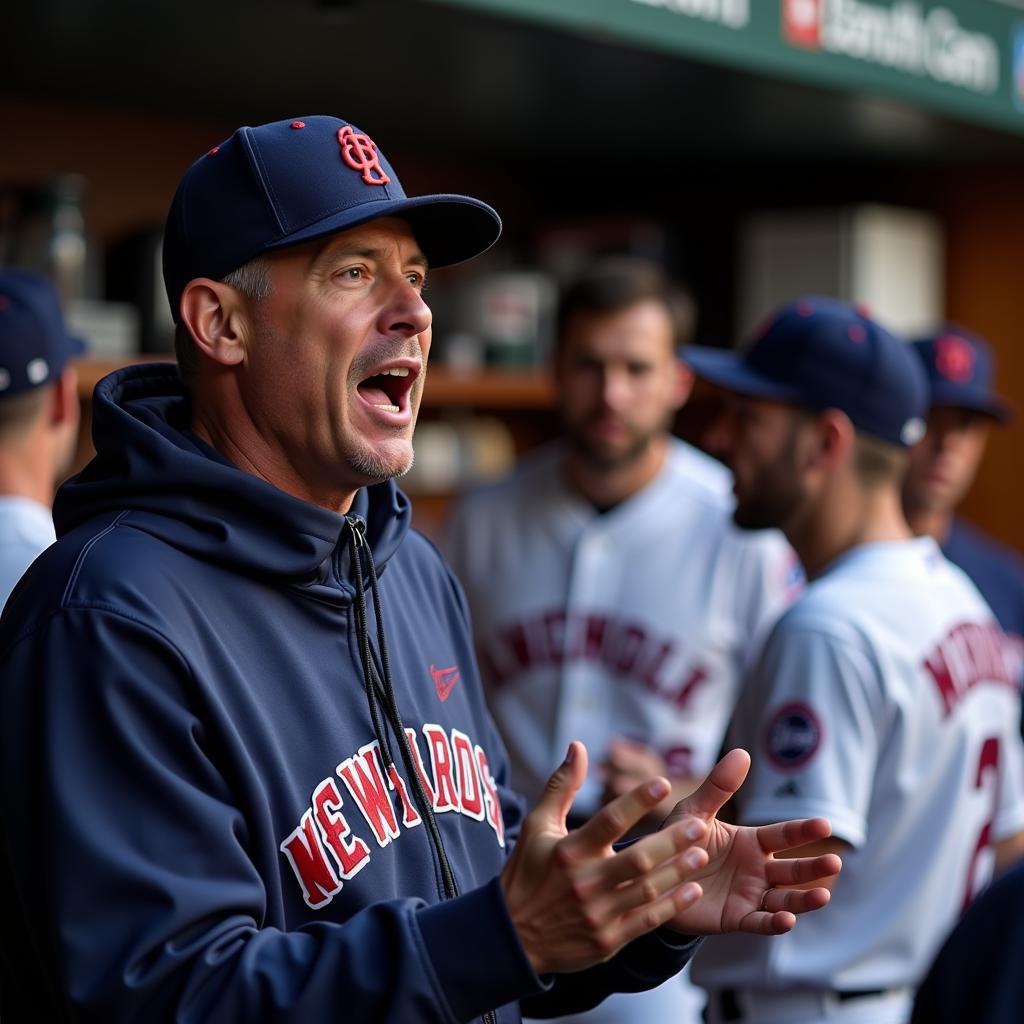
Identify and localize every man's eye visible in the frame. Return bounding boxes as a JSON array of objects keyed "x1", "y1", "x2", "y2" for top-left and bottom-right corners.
[
  {"x1": 406, "y1": 272, "x2": 426, "y2": 290},
  {"x1": 338, "y1": 267, "x2": 364, "y2": 282}
]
